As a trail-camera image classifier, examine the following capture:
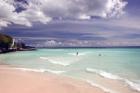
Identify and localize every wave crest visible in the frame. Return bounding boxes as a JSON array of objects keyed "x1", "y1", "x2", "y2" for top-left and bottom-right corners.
[
  {"x1": 86, "y1": 80, "x2": 117, "y2": 93},
  {"x1": 40, "y1": 56, "x2": 79, "y2": 66}
]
